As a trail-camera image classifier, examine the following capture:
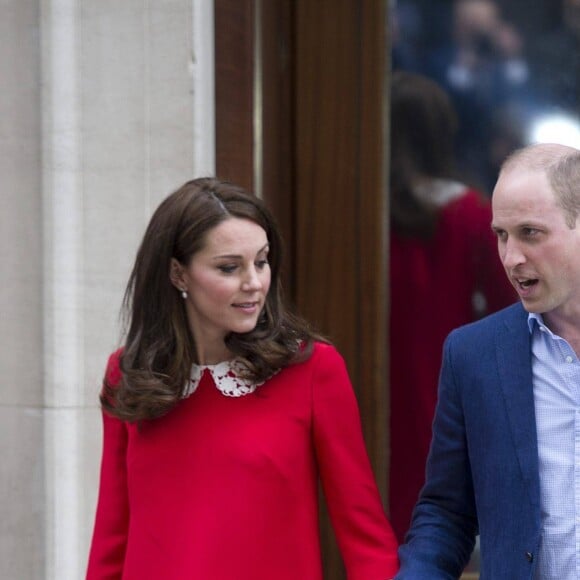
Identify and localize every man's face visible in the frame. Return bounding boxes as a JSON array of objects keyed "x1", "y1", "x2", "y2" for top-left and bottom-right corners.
[{"x1": 492, "y1": 167, "x2": 580, "y2": 325}]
